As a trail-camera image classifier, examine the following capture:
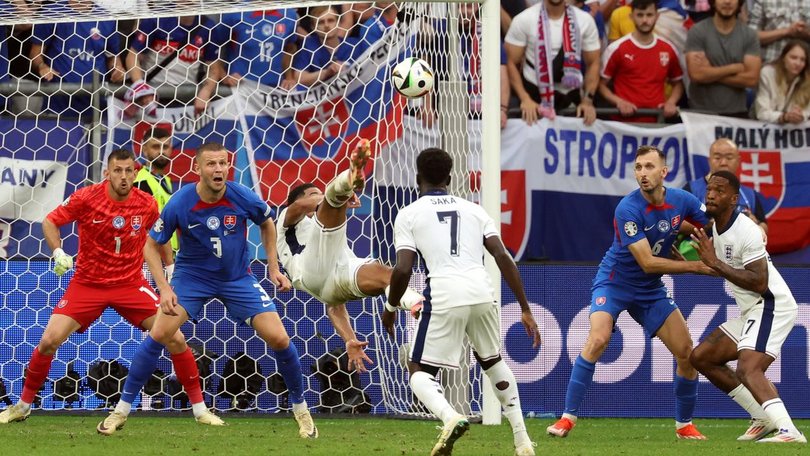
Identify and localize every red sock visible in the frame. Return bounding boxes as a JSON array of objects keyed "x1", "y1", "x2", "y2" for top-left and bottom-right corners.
[
  {"x1": 171, "y1": 348, "x2": 203, "y2": 404},
  {"x1": 21, "y1": 348, "x2": 54, "y2": 404}
]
